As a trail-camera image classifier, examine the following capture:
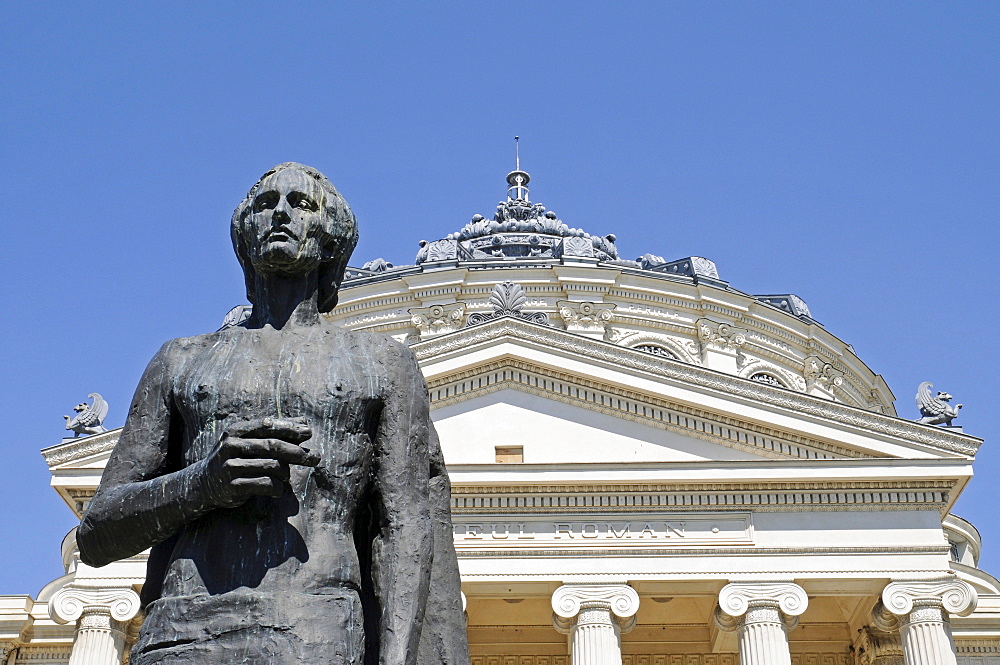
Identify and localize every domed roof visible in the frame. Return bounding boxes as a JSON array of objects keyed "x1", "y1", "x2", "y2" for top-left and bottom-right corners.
[{"x1": 336, "y1": 164, "x2": 895, "y2": 416}]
